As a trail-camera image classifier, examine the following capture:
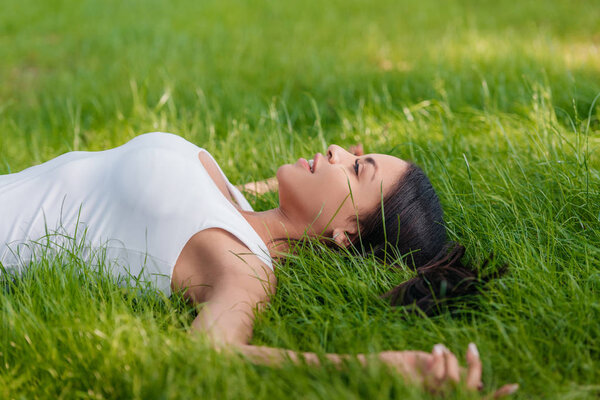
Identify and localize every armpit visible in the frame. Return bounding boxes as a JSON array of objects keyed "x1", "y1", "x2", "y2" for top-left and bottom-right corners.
[{"x1": 197, "y1": 151, "x2": 240, "y2": 208}]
